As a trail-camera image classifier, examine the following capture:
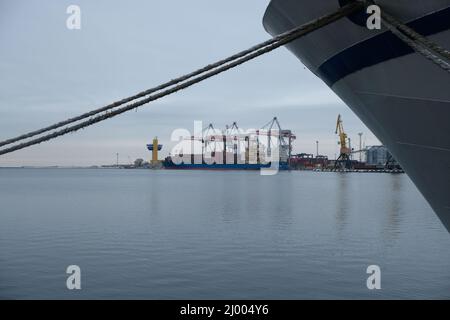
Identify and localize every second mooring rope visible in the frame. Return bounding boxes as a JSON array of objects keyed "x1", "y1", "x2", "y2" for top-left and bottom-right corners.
[{"x1": 381, "y1": 9, "x2": 450, "y2": 72}]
